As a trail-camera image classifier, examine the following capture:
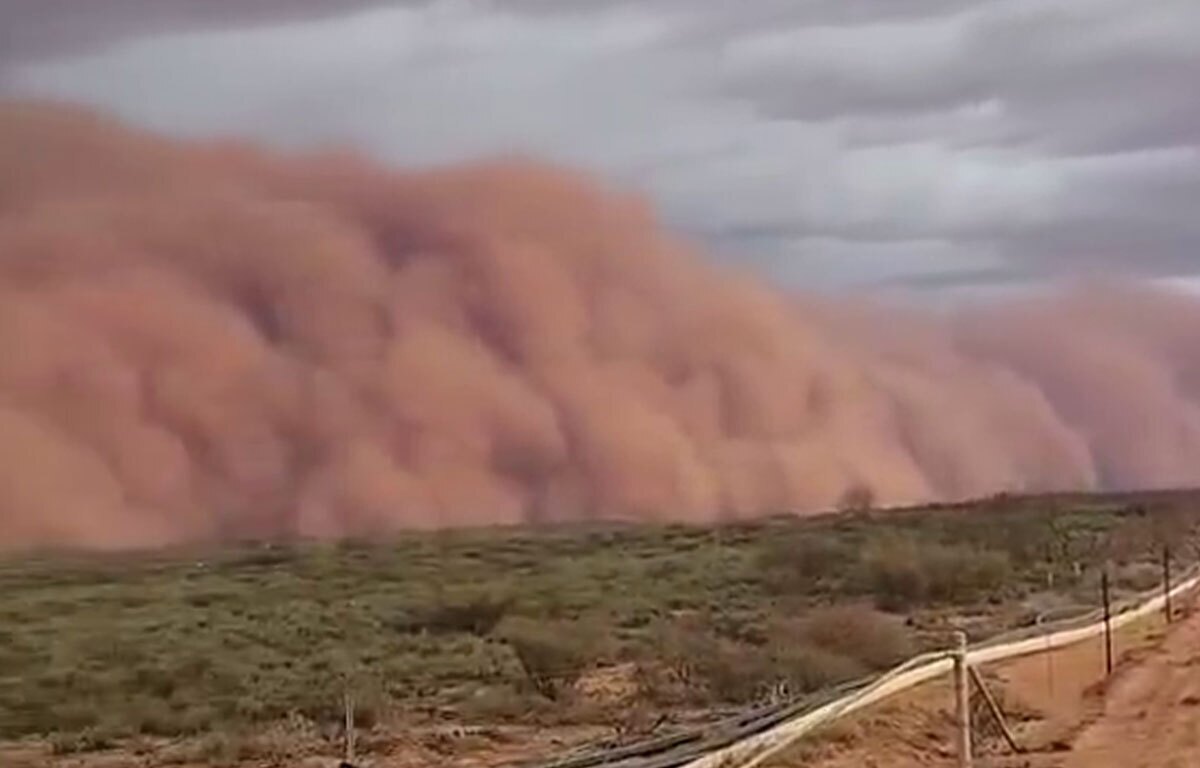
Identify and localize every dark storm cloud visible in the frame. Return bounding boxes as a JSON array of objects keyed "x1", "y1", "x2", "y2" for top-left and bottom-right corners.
[
  {"x1": 730, "y1": 1, "x2": 1200, "y2": 155},
  {"x1": 3, "y1": 0, "x2": 1199, "y2": 291},
  {"x1": 0, "y1": 0, "x2": 397, "y2": 64}
]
